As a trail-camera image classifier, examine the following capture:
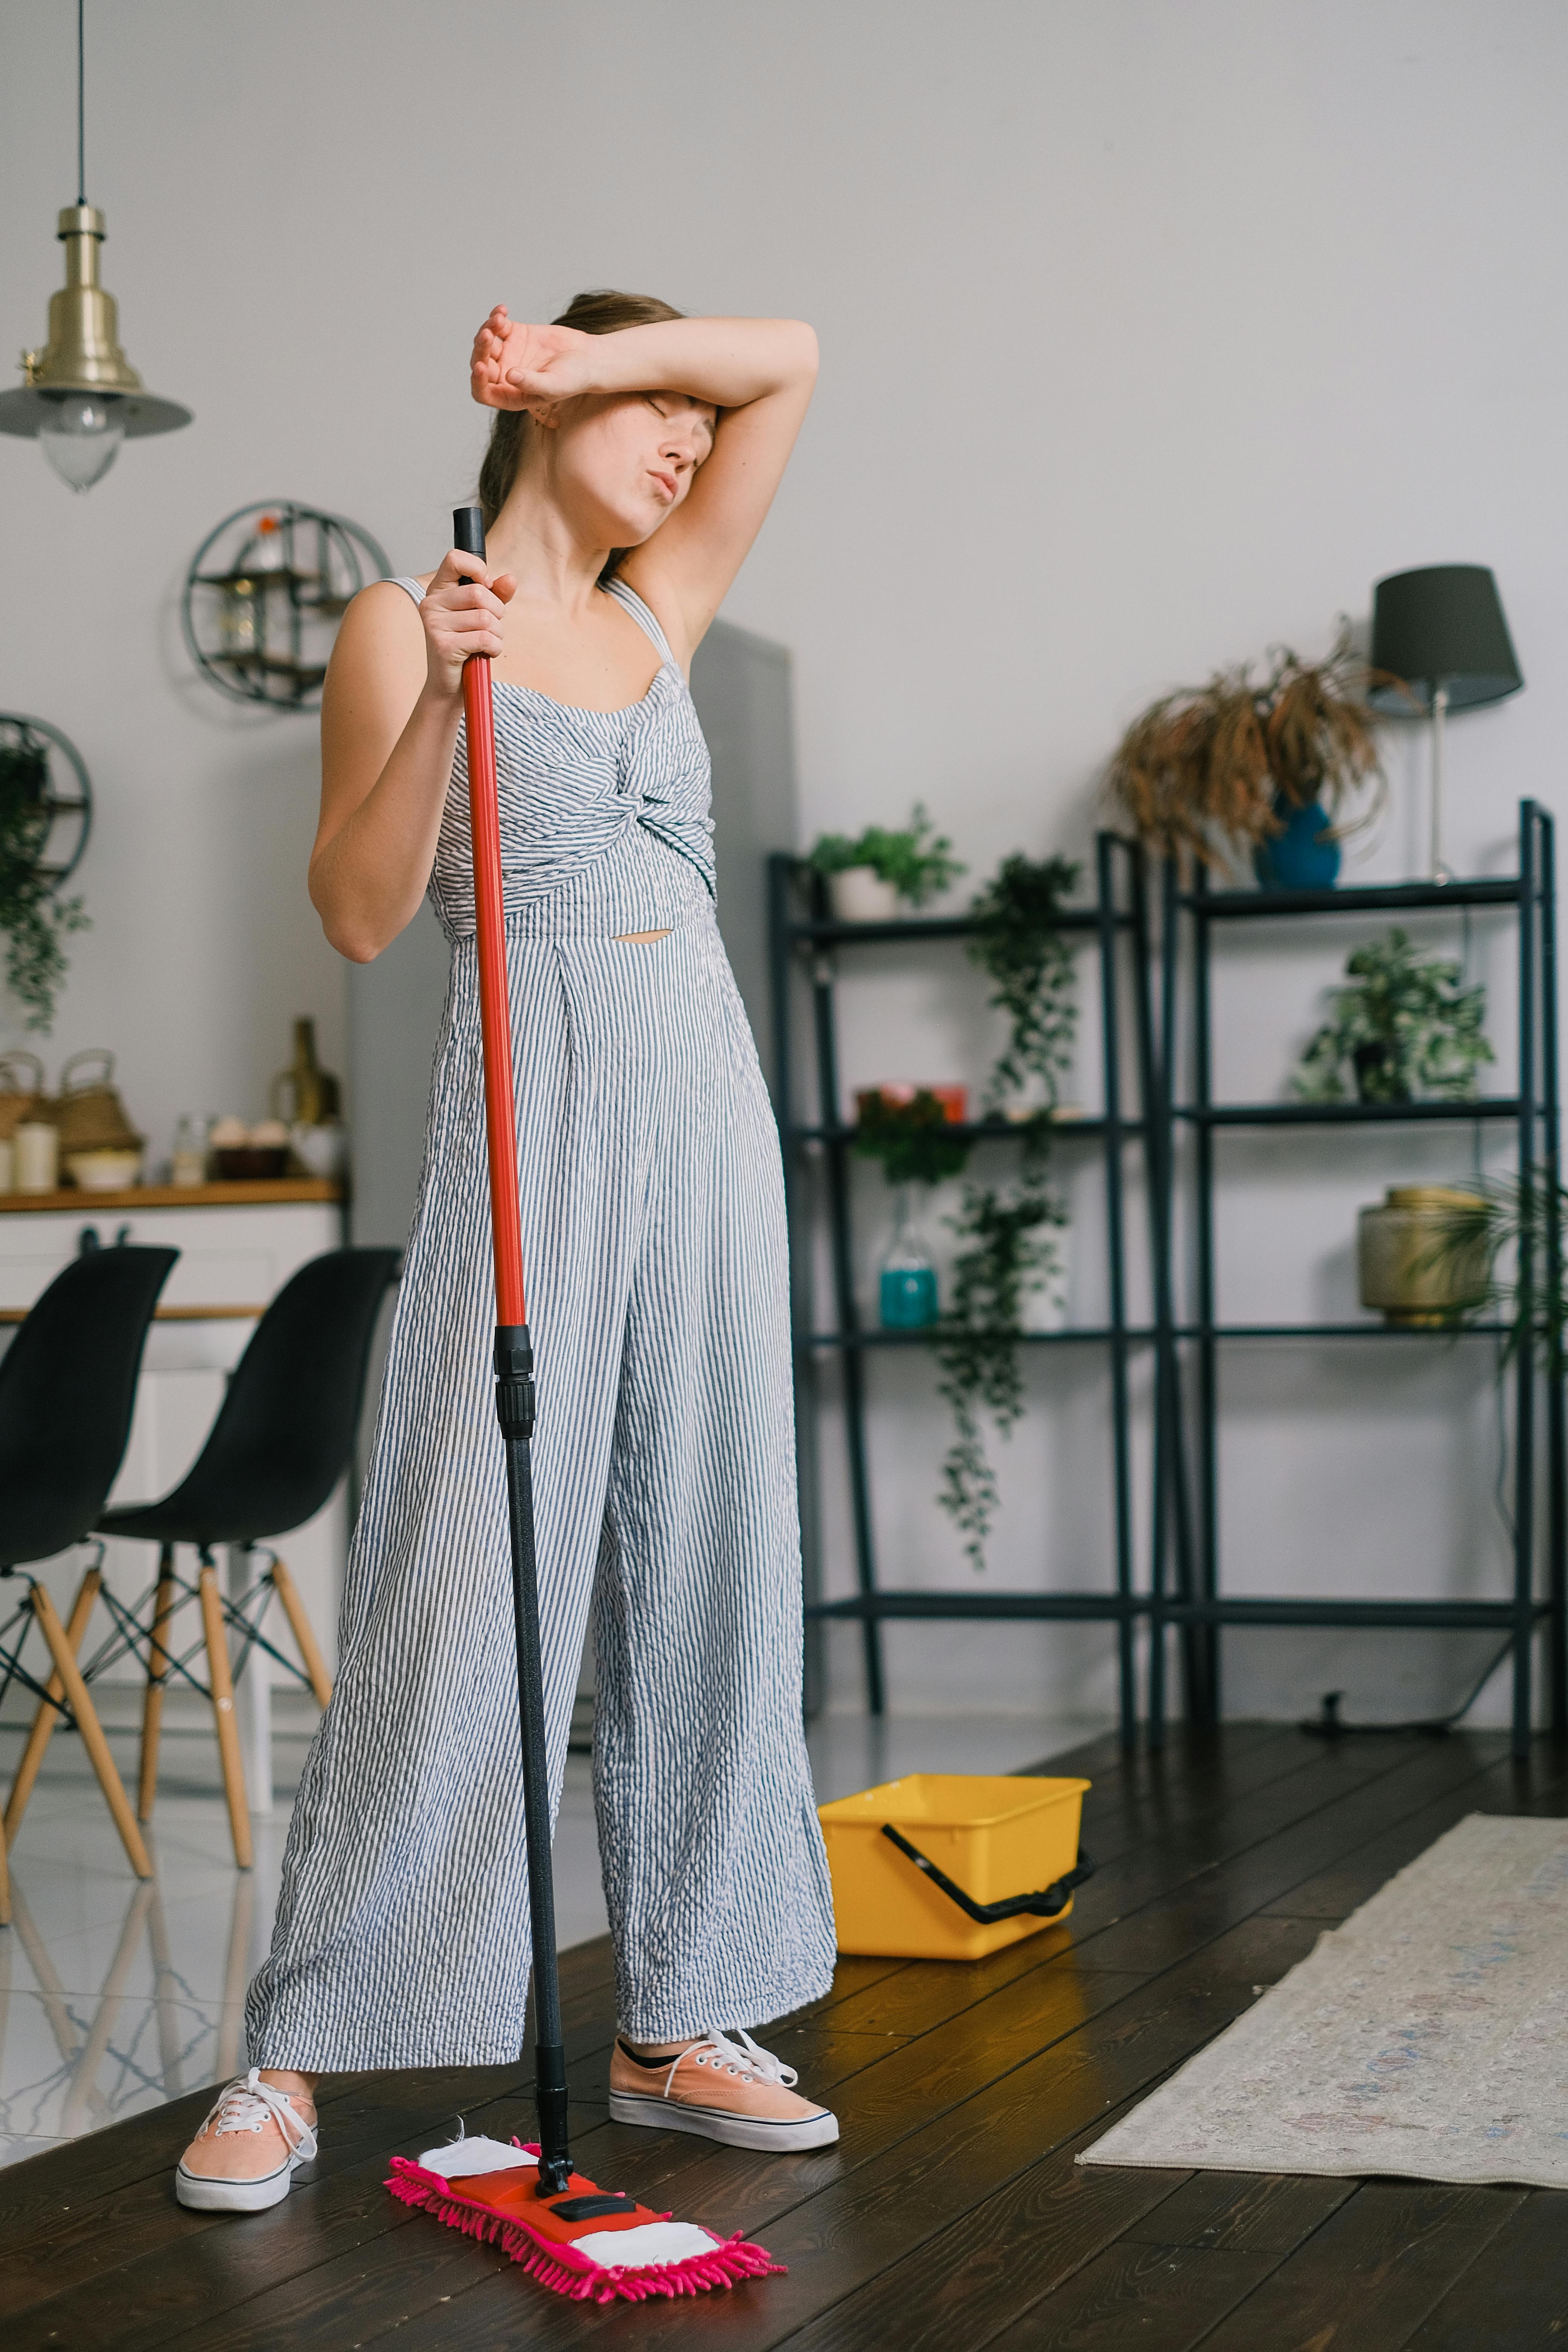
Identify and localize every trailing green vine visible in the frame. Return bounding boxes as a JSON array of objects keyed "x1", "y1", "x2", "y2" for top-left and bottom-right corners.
[
  {"x1": 0, "y1": 738, "x2": 87, "y2": 1031},
  {"x1": 936, "y1": 854, "x2": 1081, "y2": 1566}
]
